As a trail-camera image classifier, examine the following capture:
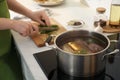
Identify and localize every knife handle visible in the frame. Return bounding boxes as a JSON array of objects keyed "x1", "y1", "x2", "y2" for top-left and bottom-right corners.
[{"x1": 45, "y1": 36, "x2": 52, "y2": 44}]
